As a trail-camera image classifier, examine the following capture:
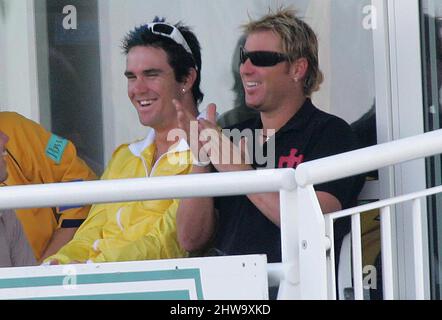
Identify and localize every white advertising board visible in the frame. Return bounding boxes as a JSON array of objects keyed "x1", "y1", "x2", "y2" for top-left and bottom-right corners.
[{"x1": 0, "y1": 255, "x2": 268, "y2": 300}]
